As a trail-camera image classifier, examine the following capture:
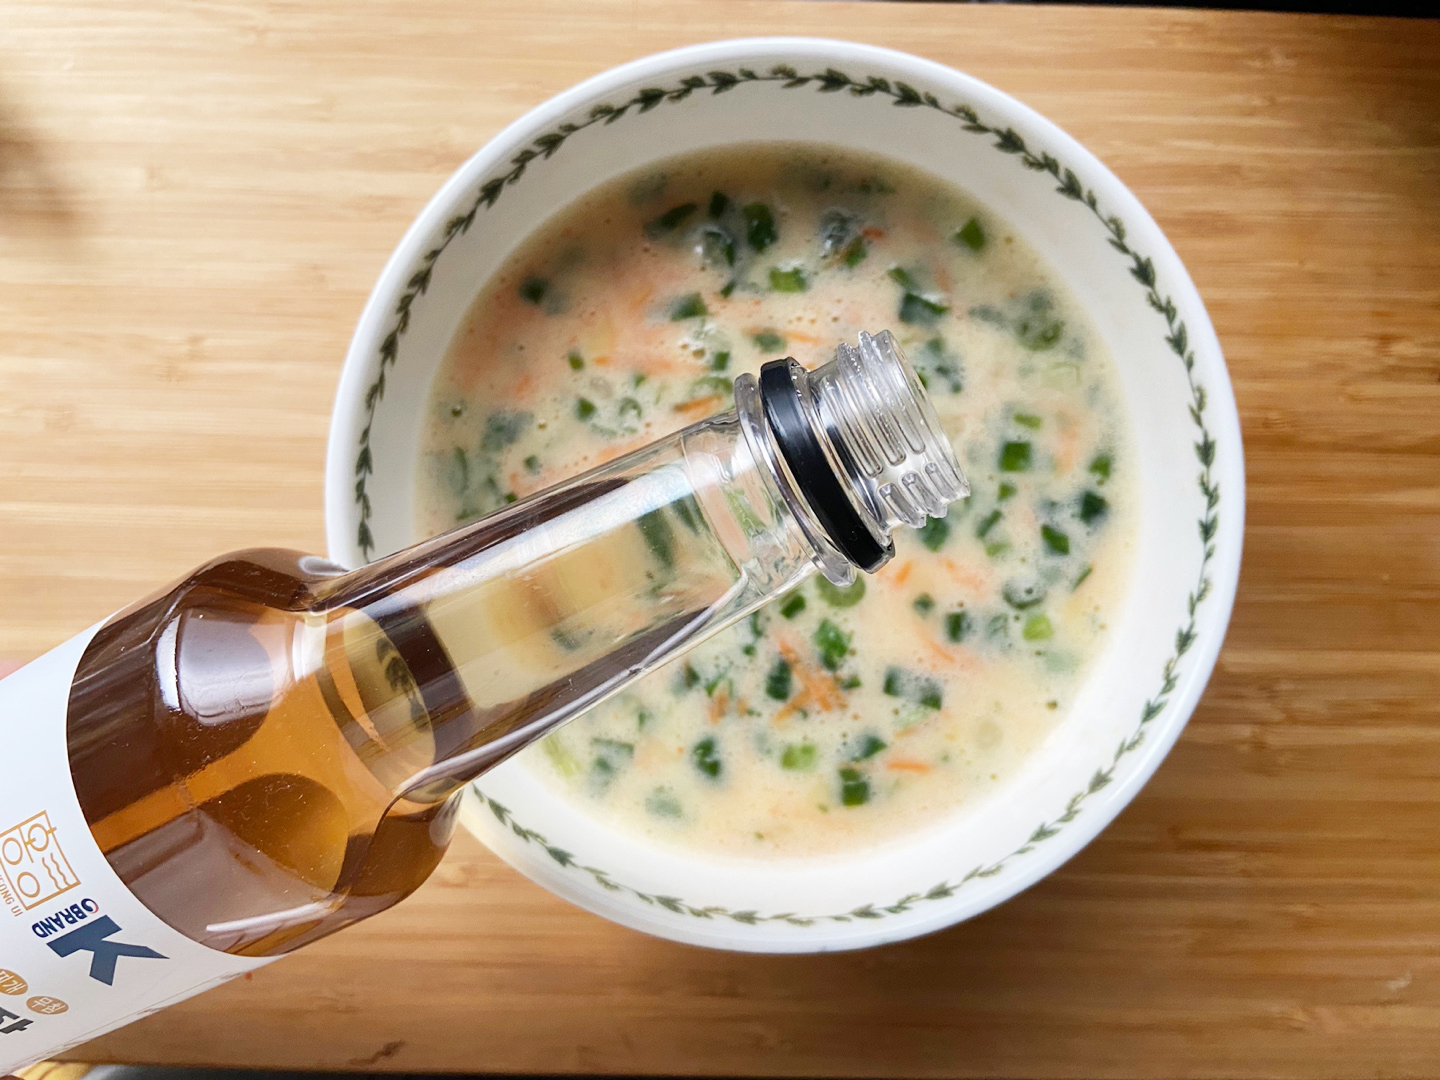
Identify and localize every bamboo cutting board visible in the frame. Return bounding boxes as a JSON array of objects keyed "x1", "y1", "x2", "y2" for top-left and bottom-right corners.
[{"x1": 2, "y1": 2, "x2": 1439, "y2": 1077}]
